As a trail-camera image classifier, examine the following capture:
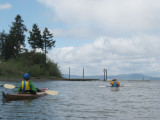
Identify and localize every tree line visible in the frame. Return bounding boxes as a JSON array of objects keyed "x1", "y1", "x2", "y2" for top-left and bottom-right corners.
[{"x1": 0, "y1": 14, "x2": 55, "y2": 61}]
